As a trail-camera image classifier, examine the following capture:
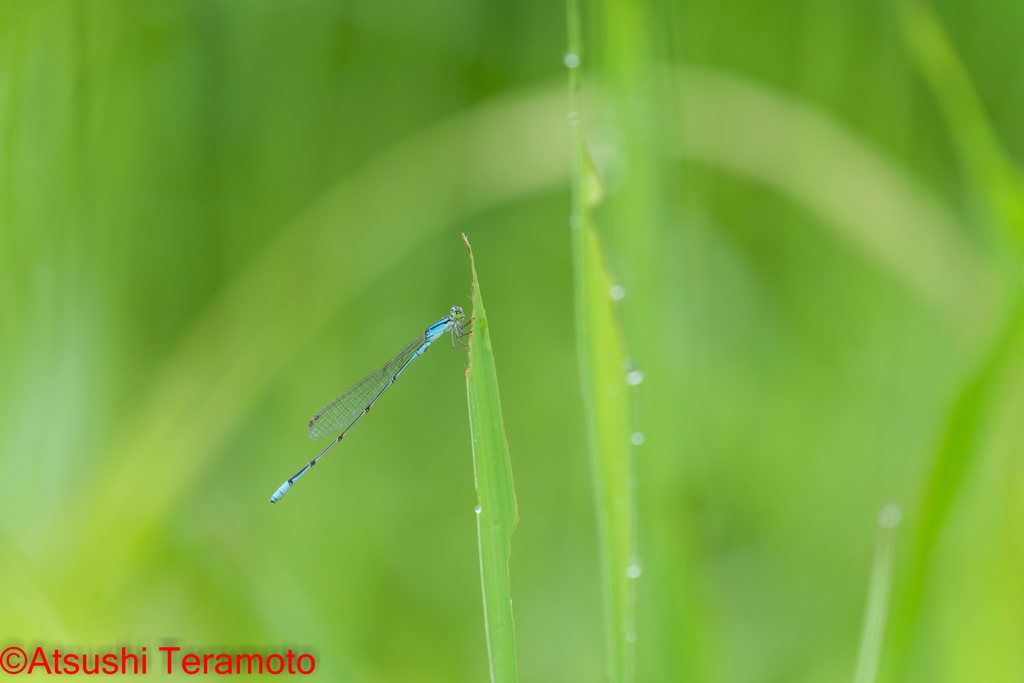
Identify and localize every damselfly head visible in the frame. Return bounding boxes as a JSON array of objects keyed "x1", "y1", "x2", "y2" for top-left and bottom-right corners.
[{"x1": 450, "y1": 305, "x2": 464, "y2": 320}]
